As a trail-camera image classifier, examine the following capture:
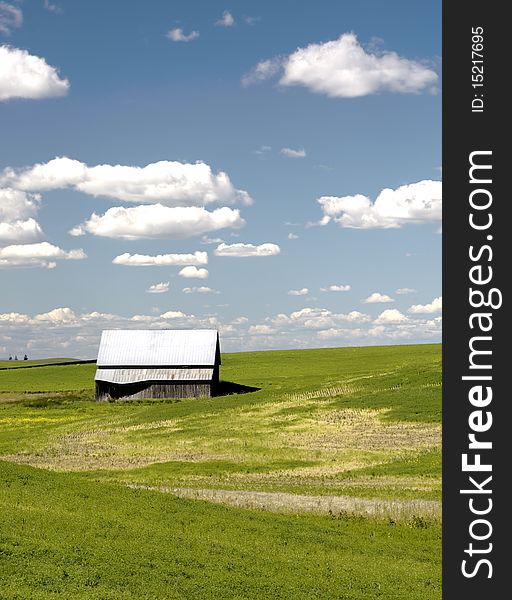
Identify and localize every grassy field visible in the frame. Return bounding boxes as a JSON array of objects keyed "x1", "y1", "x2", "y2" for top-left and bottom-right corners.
[{"x1": 0, "y1": 344, "x2": 442, "y2": 598}]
